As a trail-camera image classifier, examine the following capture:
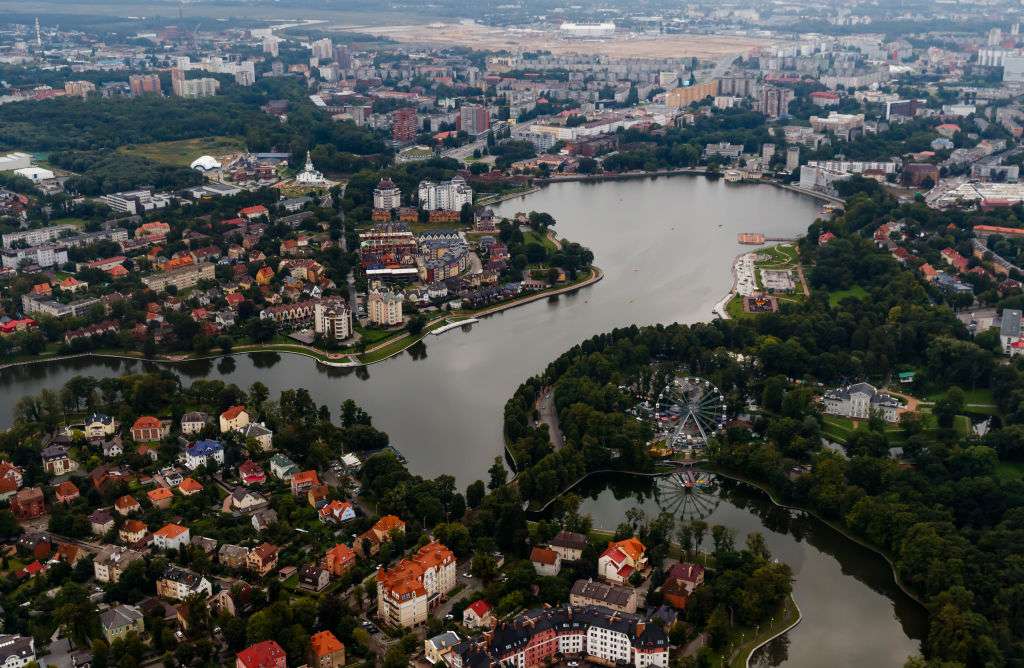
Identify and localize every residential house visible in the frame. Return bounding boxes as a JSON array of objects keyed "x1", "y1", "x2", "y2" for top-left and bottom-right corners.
[
  {"x1": 100, "y1": 435, "x2": 124, "y2": 458},
  {"x1": 356, "y1": 514, "x2": 406, "y2": 557},
  {"x1": 598, "y1": 537, "x2": 647, "y2": 584},
  {"x1": 100, "y1": 605, "x2": 144, "y2": 643},
  {"x1": 114, "y1": 495, "x2": 141, "y2": 516},
  {"x1": 299, "y1": 564, "x2": 331, "y2": 592},
  {"x1": 219, "y1": 405, "x2": 250, "y2": 433},
  {"x1": 236, "y1": 640, "x2": 286, "y2": 668},
  {"x1": 54, "y1": 481, "x2": 79, "y2": 504},
  {"x1": 222, "y1": 487, "x2": 268, "y2": 514},
  {"x1": 269, "y1": 454, "x2": 299, "y2": 480},
  {"x1": 185, "y1": 439, "x2": 225, "y2": 470},
  {"x1": 425, "y1": 631, "x2": 460, "y2": 664},
  {"x1": 178, "y1": 477, "x2": 204, "y2": 496},
  {"x1": 319, "y1": 500, "x2": 355, "y2": 524},
  {"x1": 147, "y1": 486, "x2": 174, "y2": 509},
  {"x1": 11, "y1": 487, "x2": 45, "y2": 520},
  {"x1": 661, "y1": 563, "x2": 705, "y2": 609},
  {"x1": 252, "y1": 509, "x2": 278, "y2": 532},
  {"x1": 180, "y1": 412, "x2": 209, "y2": 435},
  {"x1": 239, "y1": 460, "x2": 266, "y2": 486},
  {"x1": 130, "y1": 416, "x2": 170, "y2": 442},
  {"x1": 0, "y1": 635, "x2": 36, "y2": 668},
  {"x1": 89, "y1": 509, "x2": 115, "y2": 535},
  {"x1": 219, "y1": 544, "x2": 250, "y2": 570},
  {"x1": 83, "y1": 413, "x2": 118, "y2": 438},
  {"x1": 192, "y1": 535, "x2": 218, "y2": 556},
  {"x1": 549, "y1": 531, "x2": 588, "y2": 562},
  {"x1": 0, "y1": 461, "x2": 23, "y2": 500},
  {"x1": 41, "y1": 444, "x2": 77, "y2": 476},
  {"x1": 530, "y1": 546, "x2": 562, "y2": 576},
  {"x1": 119, "y1": 520, "x2": 148, "y2": 545},
  {"x1": 157, "y1": 565, "x2": 212, "y2": 601},
  {"x1": 153, "y1": 523, "x2": 190, "y2": 551},
  {"x1": 242, "y1": 422, "x2": 274, "y2": 451},
  {"x1": 462, "y1": 600, "x2": 493, "y2": 629},
  {"x1": 323, "y1": 543, "x2": 356, "y2": 577},
  {"x1": 309, "y1": 630, "x2": 346, "y2": 668},
  {"x1": 570, "y1": 579, "x2": 638, "y2": 614},
  {"x1": 247, "y1": 543, "x2": 279, "y2": 576},
  {"x1": 290, "y1": 470, "x2": 320, "y2": 495},
  {"x1": 94, "y1": 546, "x2": 145, "y2": 583}
]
